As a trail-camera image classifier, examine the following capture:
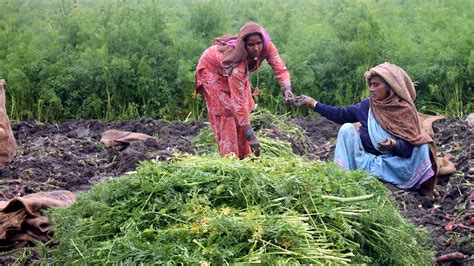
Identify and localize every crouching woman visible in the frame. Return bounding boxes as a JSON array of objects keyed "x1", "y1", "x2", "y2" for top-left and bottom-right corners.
[{"x1": 293, "y1": 62, "x2": 439, "y2": 196}]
